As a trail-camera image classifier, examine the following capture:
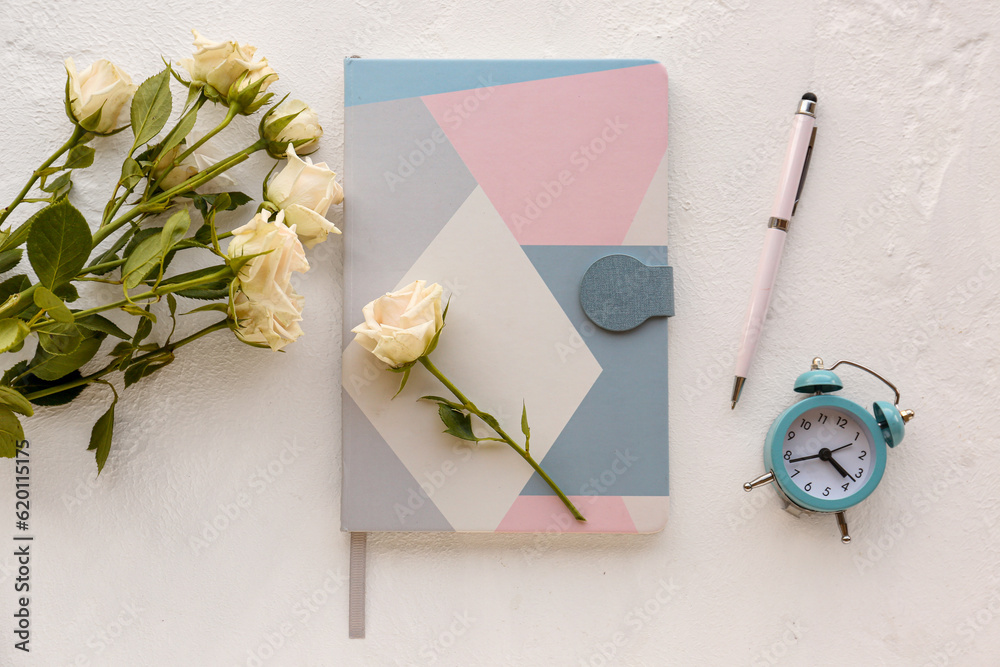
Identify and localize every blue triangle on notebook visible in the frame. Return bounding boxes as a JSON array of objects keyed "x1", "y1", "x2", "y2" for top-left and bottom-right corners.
[
  {"x1": 518, "y1": 245, "x2": 670, "y2": 498},
  {"x1": 345, "y1": 58, "x2": 657, "y2": 107}
]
